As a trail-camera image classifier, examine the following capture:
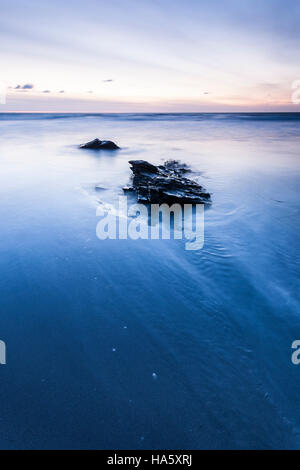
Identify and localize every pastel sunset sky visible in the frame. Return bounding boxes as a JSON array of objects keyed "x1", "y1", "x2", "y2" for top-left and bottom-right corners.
[{"x1": 1, "y1": 0, "x2": 300, "y2": 112}]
